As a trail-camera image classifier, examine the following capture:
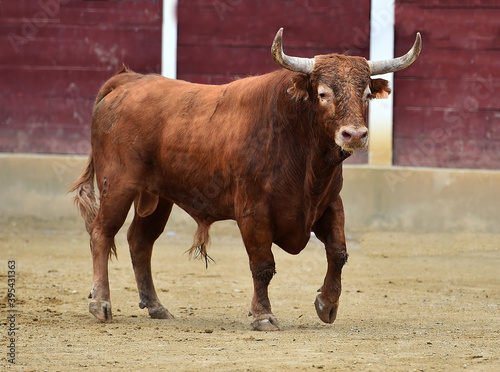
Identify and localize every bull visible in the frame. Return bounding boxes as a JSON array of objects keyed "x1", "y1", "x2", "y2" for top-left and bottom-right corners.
[{"x1": 70, "y1": 28, "x2": 421, "y2": 330}]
